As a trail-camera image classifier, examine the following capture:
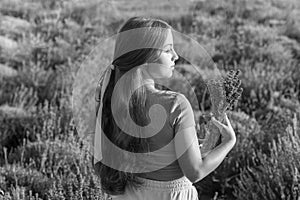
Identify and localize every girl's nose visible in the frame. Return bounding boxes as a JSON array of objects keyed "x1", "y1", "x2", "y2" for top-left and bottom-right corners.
[{"x1": 172, "y1": 50, "x2": 179, "y2": 62}]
